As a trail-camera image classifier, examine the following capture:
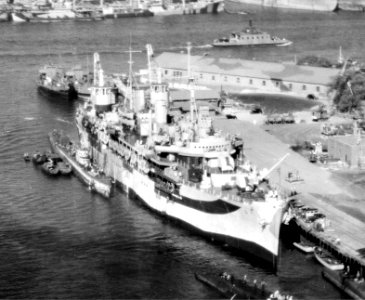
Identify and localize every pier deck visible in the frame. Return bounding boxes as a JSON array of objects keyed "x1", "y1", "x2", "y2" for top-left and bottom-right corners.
[{"x1": 213, "y1": 117, "x2": 365, "y2": 267}]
